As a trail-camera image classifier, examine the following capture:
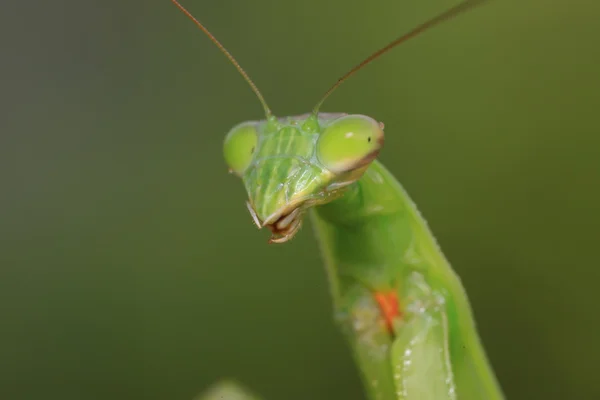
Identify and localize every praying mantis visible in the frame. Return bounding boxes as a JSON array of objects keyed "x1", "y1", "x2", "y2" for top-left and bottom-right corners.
[{"x1": 171, "y1": 0, "x2": 504, "y2": 399}]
